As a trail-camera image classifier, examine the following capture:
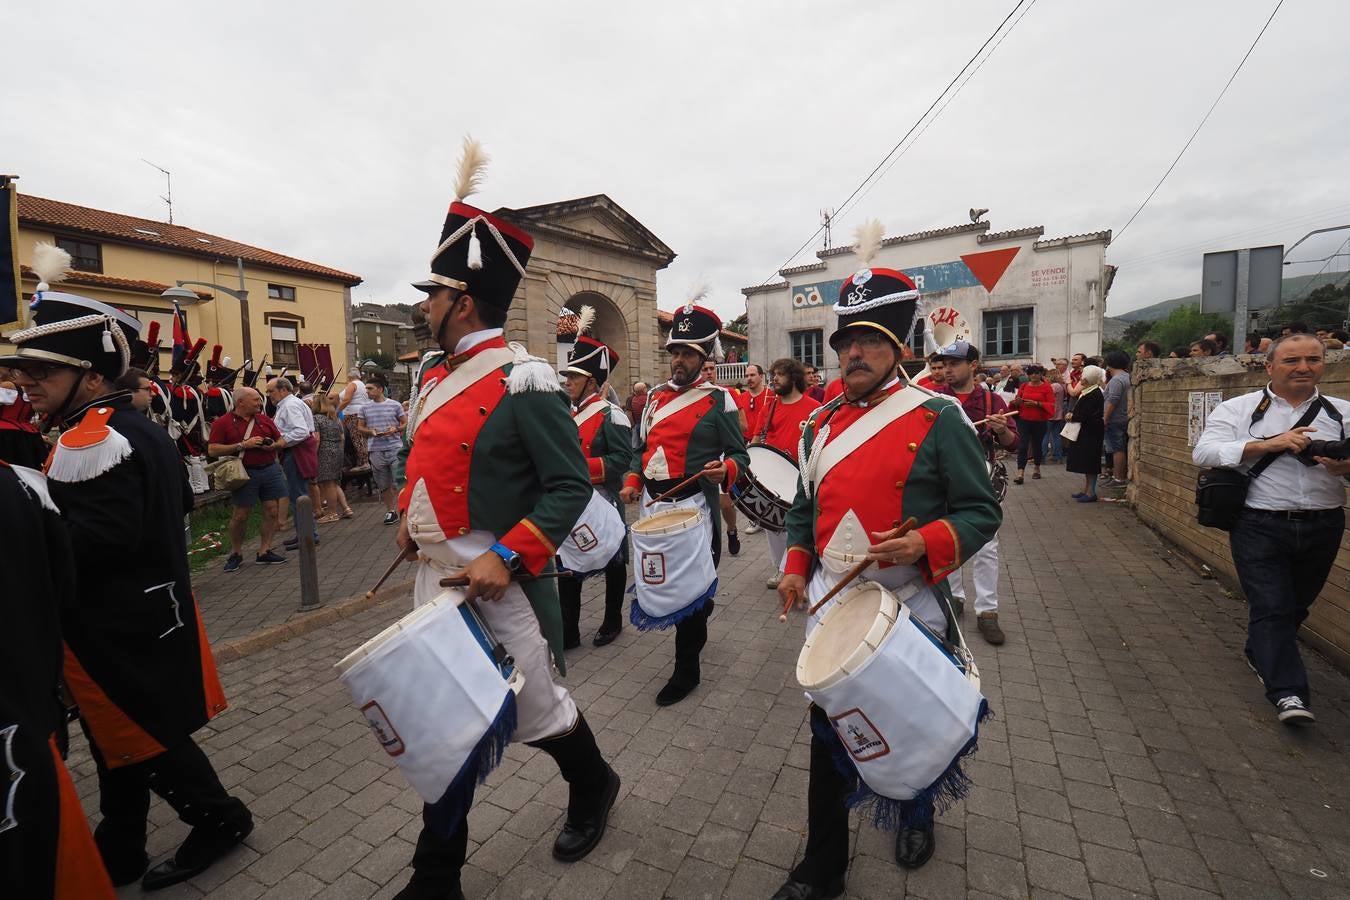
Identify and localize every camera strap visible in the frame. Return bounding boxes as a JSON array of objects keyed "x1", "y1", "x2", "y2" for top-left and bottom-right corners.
[{"x1": 1247, "y1": 390, "x2": 1327, "y2": 480}]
